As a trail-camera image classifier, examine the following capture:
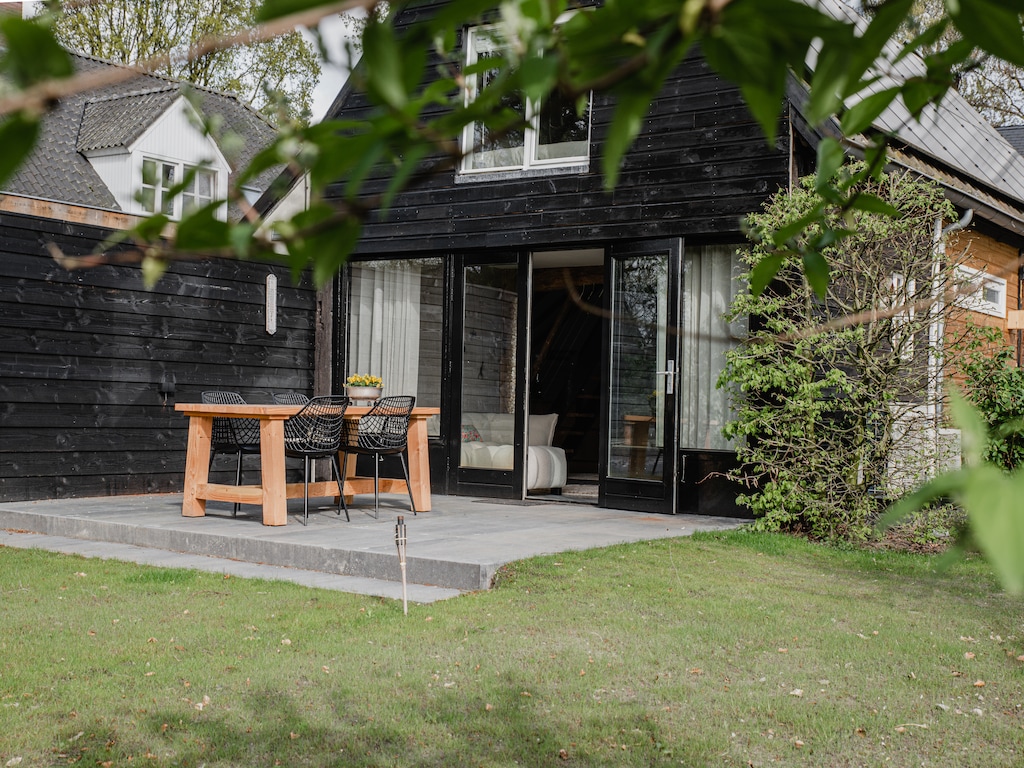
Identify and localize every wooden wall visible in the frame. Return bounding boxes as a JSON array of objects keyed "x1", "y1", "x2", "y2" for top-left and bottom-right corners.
[
  {"x1": 330, "y1": 2, "x2": 789, "y2": 255},
  {"x1": 0, "y1": 210, "x2": 317, "y2": 501}
]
